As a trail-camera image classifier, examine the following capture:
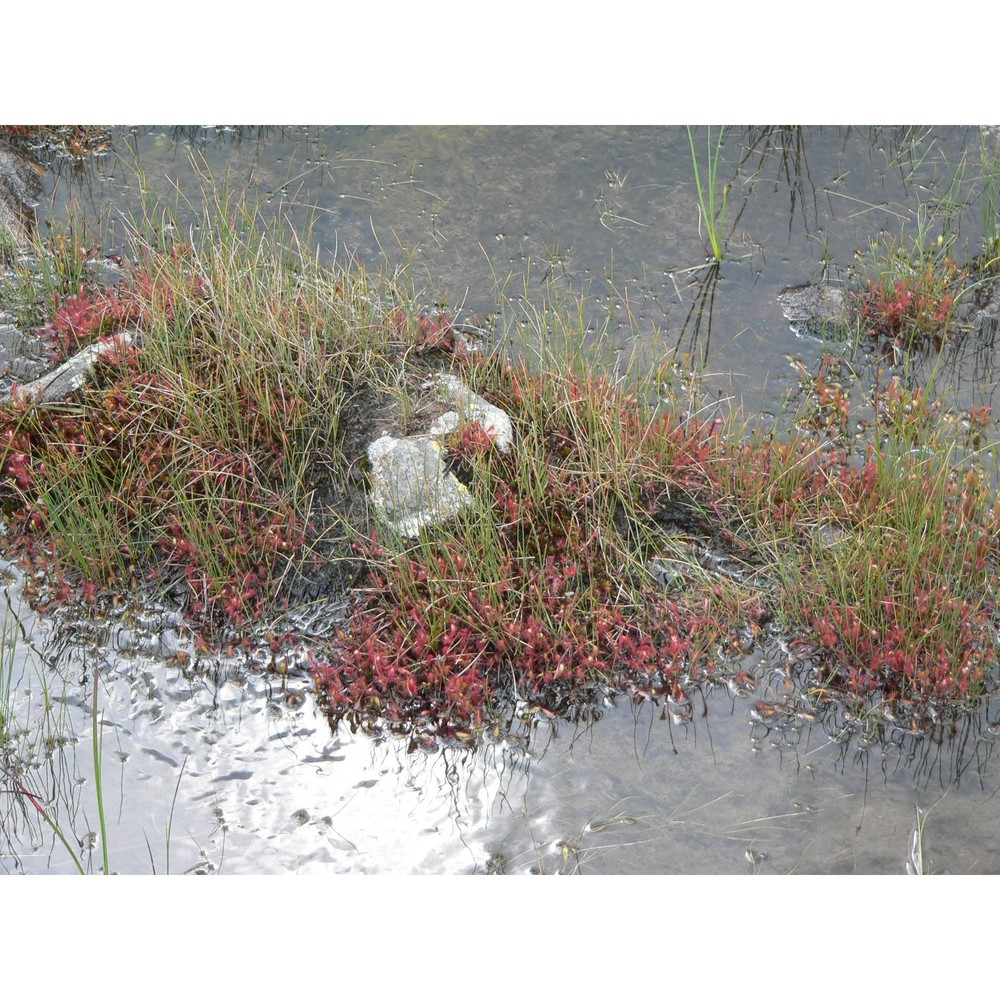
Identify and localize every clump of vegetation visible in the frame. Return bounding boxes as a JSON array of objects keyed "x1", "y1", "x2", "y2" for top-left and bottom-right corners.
[
  {"x1": 0, "y1": 219, "x2": 114, "y2": 332},
  {"x1": 0, "y1": 187, "x2": 414, "y2": 629},
  {"x1": 725, "y1": 372, "x2": 997, "y2": 711},
  {"x1": 858, "y1": 254, "x2": 964, "y2": 347},
  {"x1": 319, "y1": 326, "x2": 1000, "y2": 737},
  {"x1": 686, "y1": 125, "x2": 730, "y2": 263},
  {"x1": 0, "y1": 125, "x2": 111, "y2": 161},
  {"x1": 1, "y1": 172, "x2": 998, "y2": 743},
  {"x1": 316, "y1": 349, "x2": 760, "y2": 737}
]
